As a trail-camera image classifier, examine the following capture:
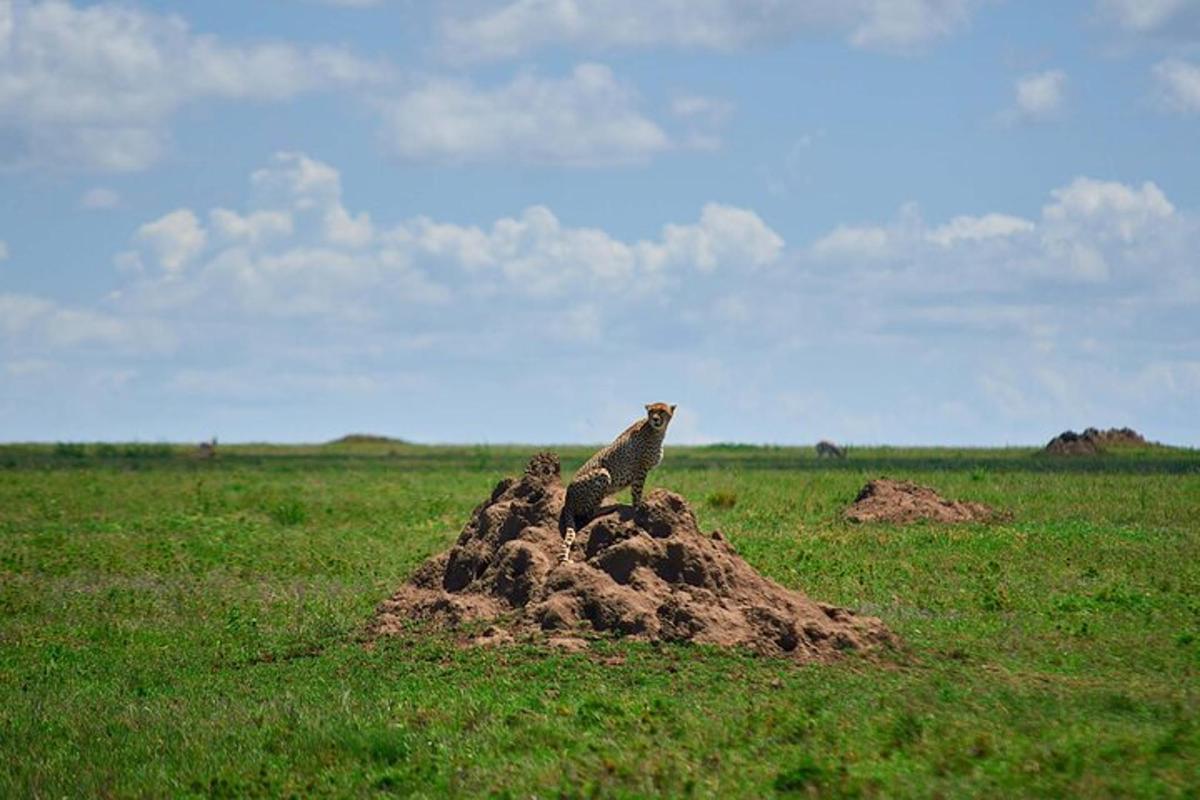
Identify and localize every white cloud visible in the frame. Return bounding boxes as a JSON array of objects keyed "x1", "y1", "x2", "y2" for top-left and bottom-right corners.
[
  {"x1": 5, "y1": 155, "x2": 1200, "y2": 446},
  {"x1": 113, "y1": 152, "x2": 784, "y2": 320},
  {"x1": 135, "y1": 209, "x2": 207, "y2": 274},
  {"x1": 251, "y1": 152, "x2": 374, "y2": 246},
  {"x1": 811, "y1": 224, "x2": 894, "y2": 260},
  {"x1": 1042, "y1": 177, "x2": 1175, "y2": 242},
  {"x1": 927, "y1": 213, "x2": 1035, "y2": 246},
  {"x1": 252, "y1": 151, "x2": 343, "y2": 208},
  {"x1": 81, "y1": 187, "x2": 120, "y2": 210},
  {"x1": 641, "y1": 204, "x2": 784, "y2": 272},
  {"x1": 1153, "y1": 58, "x2": 1200, "y2": 112},
  {"x1": 376, "y1": 63, "x2": 672, "y2": 166},
  {"x1": 439, "y1": 0, "x2": 979, "y2": 61},
  {"x1": 0, "y1": 291, "x2": 171, "y2": 352},
  {"x1": 1096, "y1": 0, "x2": 1197, "y2": 34},
  {"x1": 386, "y1": 201, "x2": 782, "y2": 295},
  {"x1": 0, "y1": 0, "x2": 386, "y2": 171},
  {"x1": 807, "y1": 177, "x2": 1188, "y2": 289},
  {"x1": 209, "y1": 209, "x2": 293, "y2": 246},
  {"x1": 1009, "y1": 69, "x2": 1067, "y2": 122}
]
